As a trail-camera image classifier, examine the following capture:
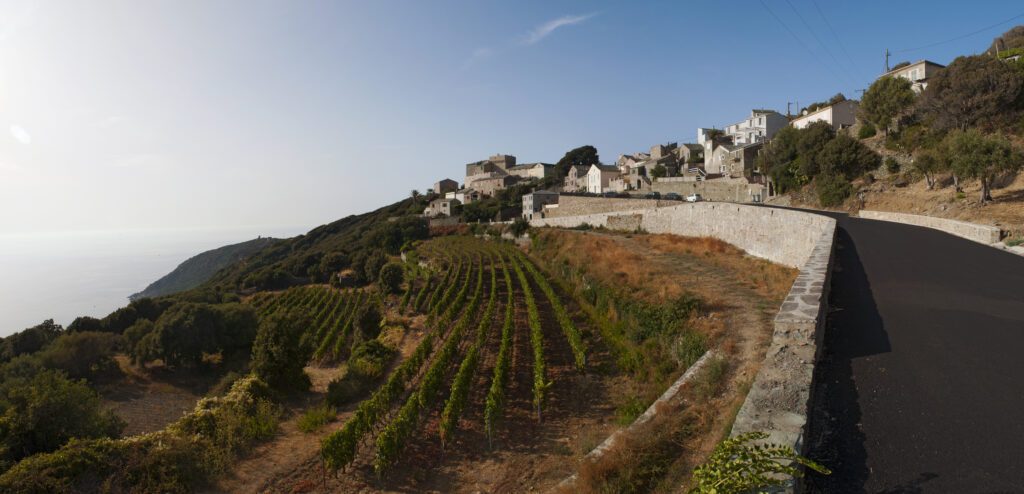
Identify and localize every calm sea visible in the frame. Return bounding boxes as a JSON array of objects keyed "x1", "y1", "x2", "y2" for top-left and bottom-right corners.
[{"x1": 0, "y1": 227, "x2": 305, "y2": 337}]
